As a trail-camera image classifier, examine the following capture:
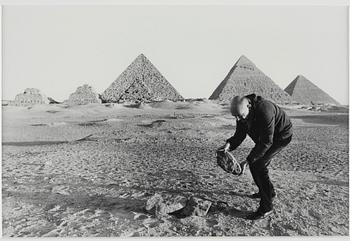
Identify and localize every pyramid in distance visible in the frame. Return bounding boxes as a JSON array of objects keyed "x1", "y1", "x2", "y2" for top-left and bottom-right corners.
[
  {"x1": 65, "y1": 84, "x2": 101, "y2": 105},
  {"x1": 13, "y1": 88, "x2": 49, "y2": 106},
  {"x1": 209, "y1": 55, "x2": 291, "y2": 103},
  {"x1": 284, "y1": 75, "x2": 339, "y2": 105},
  {"x1": 101, "y1": 54, "x2": 183, "y2": 103}
]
